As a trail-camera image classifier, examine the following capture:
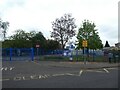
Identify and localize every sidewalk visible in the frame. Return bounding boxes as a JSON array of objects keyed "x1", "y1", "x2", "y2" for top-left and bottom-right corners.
[{"x1": 49, "y1": 61, "x2": 120, "y2": 69}]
